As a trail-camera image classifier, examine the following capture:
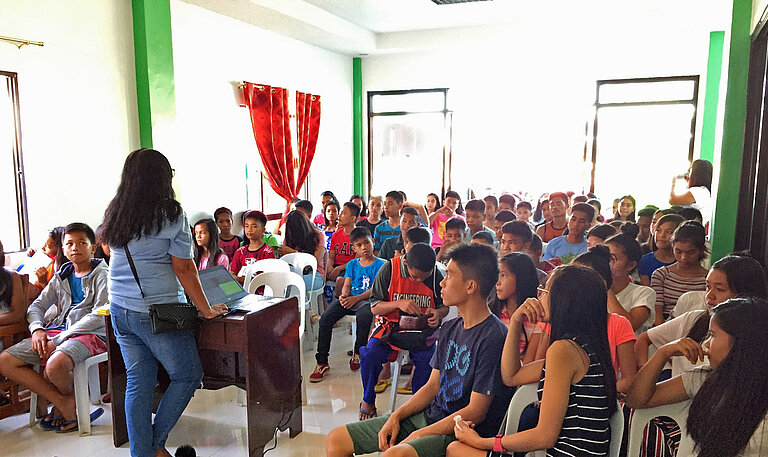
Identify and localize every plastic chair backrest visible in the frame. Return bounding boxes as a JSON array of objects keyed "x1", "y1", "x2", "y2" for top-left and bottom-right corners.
[
  {"x1": 628, "y1": 401, "x2": 693, "y2": 457},
  {"x1": 280, "y1": 252, "x2": 317, "y2": 284},
  {"x1": 609, "y1": 403, "x2": 624, "y2": 457},
  {"x1": 242, "y1": 258, "x2": 290, "y2": 290},
  {"x1": 246, "y1": 271, "x2": 306, "y2": 335}
]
